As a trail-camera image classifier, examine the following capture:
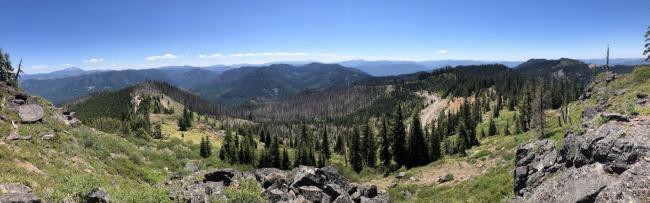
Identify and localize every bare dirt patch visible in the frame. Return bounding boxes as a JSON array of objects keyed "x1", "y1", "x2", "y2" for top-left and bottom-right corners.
[
  {"x1": 14, "y1": 159, "x2": 45, "y2": 175},
  {"x1": 365, "y1": 158, "x2": 498, "y2": 191}
]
